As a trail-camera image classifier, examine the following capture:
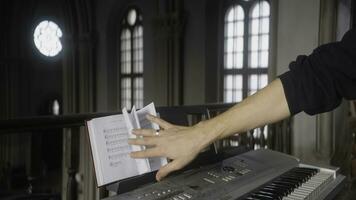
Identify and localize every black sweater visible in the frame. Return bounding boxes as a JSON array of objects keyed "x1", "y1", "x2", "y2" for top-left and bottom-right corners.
[{"x1": 279, "y1": 28, "x2": 356, "y2": 115}]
